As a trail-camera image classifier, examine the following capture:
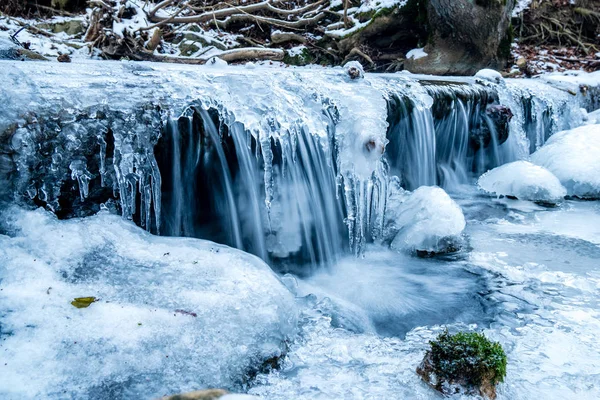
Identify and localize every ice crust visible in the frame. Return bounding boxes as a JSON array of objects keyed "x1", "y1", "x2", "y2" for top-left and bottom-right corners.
[
  {"x1": 531, "y1": 124, "x2": 600, "y2": 199},
  {"x1": 0, "y1": 207, "x2": 297, "y2": 399},
  {"x1": 385, "y1": 186, "x2": 466, "y2": 253},
  {"x1": 478, "y1": 160, "x2": 567, "y2": 203}
]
